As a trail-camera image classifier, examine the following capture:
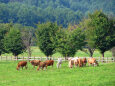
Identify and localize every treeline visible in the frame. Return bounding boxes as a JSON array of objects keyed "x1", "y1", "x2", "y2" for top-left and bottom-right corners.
[
  {"x1": 0, "y1": 11, "x2": 115, "y2": 59},
  {"x1": 0, "y1": 0, "x2": 114, "y2": 27}
]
